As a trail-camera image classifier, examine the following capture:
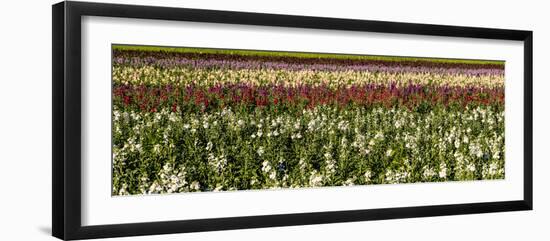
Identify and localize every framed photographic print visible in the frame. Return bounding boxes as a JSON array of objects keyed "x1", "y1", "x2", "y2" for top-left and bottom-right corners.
[{"x1": 52, "y1": 1, "x2": 533, "y2": 240}]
